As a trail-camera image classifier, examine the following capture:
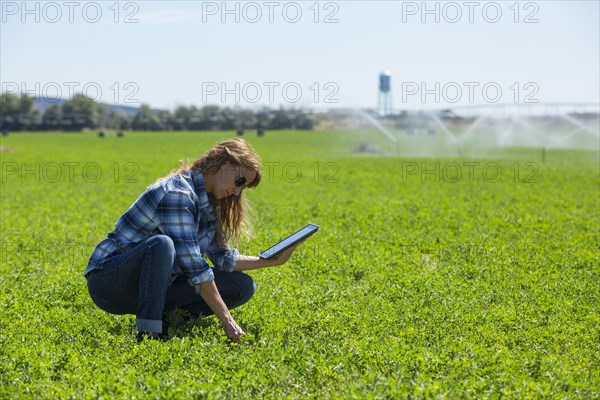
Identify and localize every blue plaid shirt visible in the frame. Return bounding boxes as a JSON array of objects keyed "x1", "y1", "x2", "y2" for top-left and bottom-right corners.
[{"x1": 84, "y1": 170, "x2": 238, "y2": 285}]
